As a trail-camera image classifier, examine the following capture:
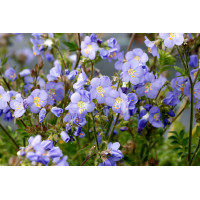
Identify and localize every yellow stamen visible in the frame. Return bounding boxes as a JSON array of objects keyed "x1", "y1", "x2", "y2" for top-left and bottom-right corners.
[
  {"x1": 34, "y1": 97, "x2": 41, "y2": 108},
  {"x1": 134, "y1": 56, "x2": 140, "y2": 62},
  {"x1": 96, "y1": 86, "x2": 105, "y2": 97}
]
